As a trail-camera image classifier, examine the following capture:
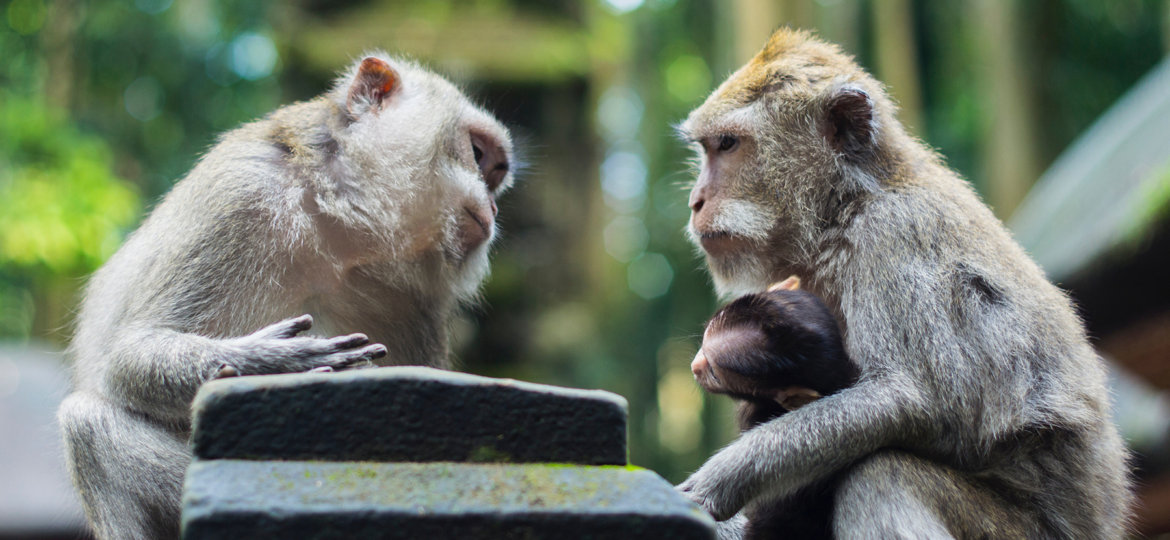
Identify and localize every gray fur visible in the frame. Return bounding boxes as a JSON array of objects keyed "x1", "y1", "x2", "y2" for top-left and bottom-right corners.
[
  {"x1": 58, "y1": 54, "x2": 514, "y2": 540},
  {"x1": 677, "y1": 29, "x2": 1130, "y2": 538}
]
